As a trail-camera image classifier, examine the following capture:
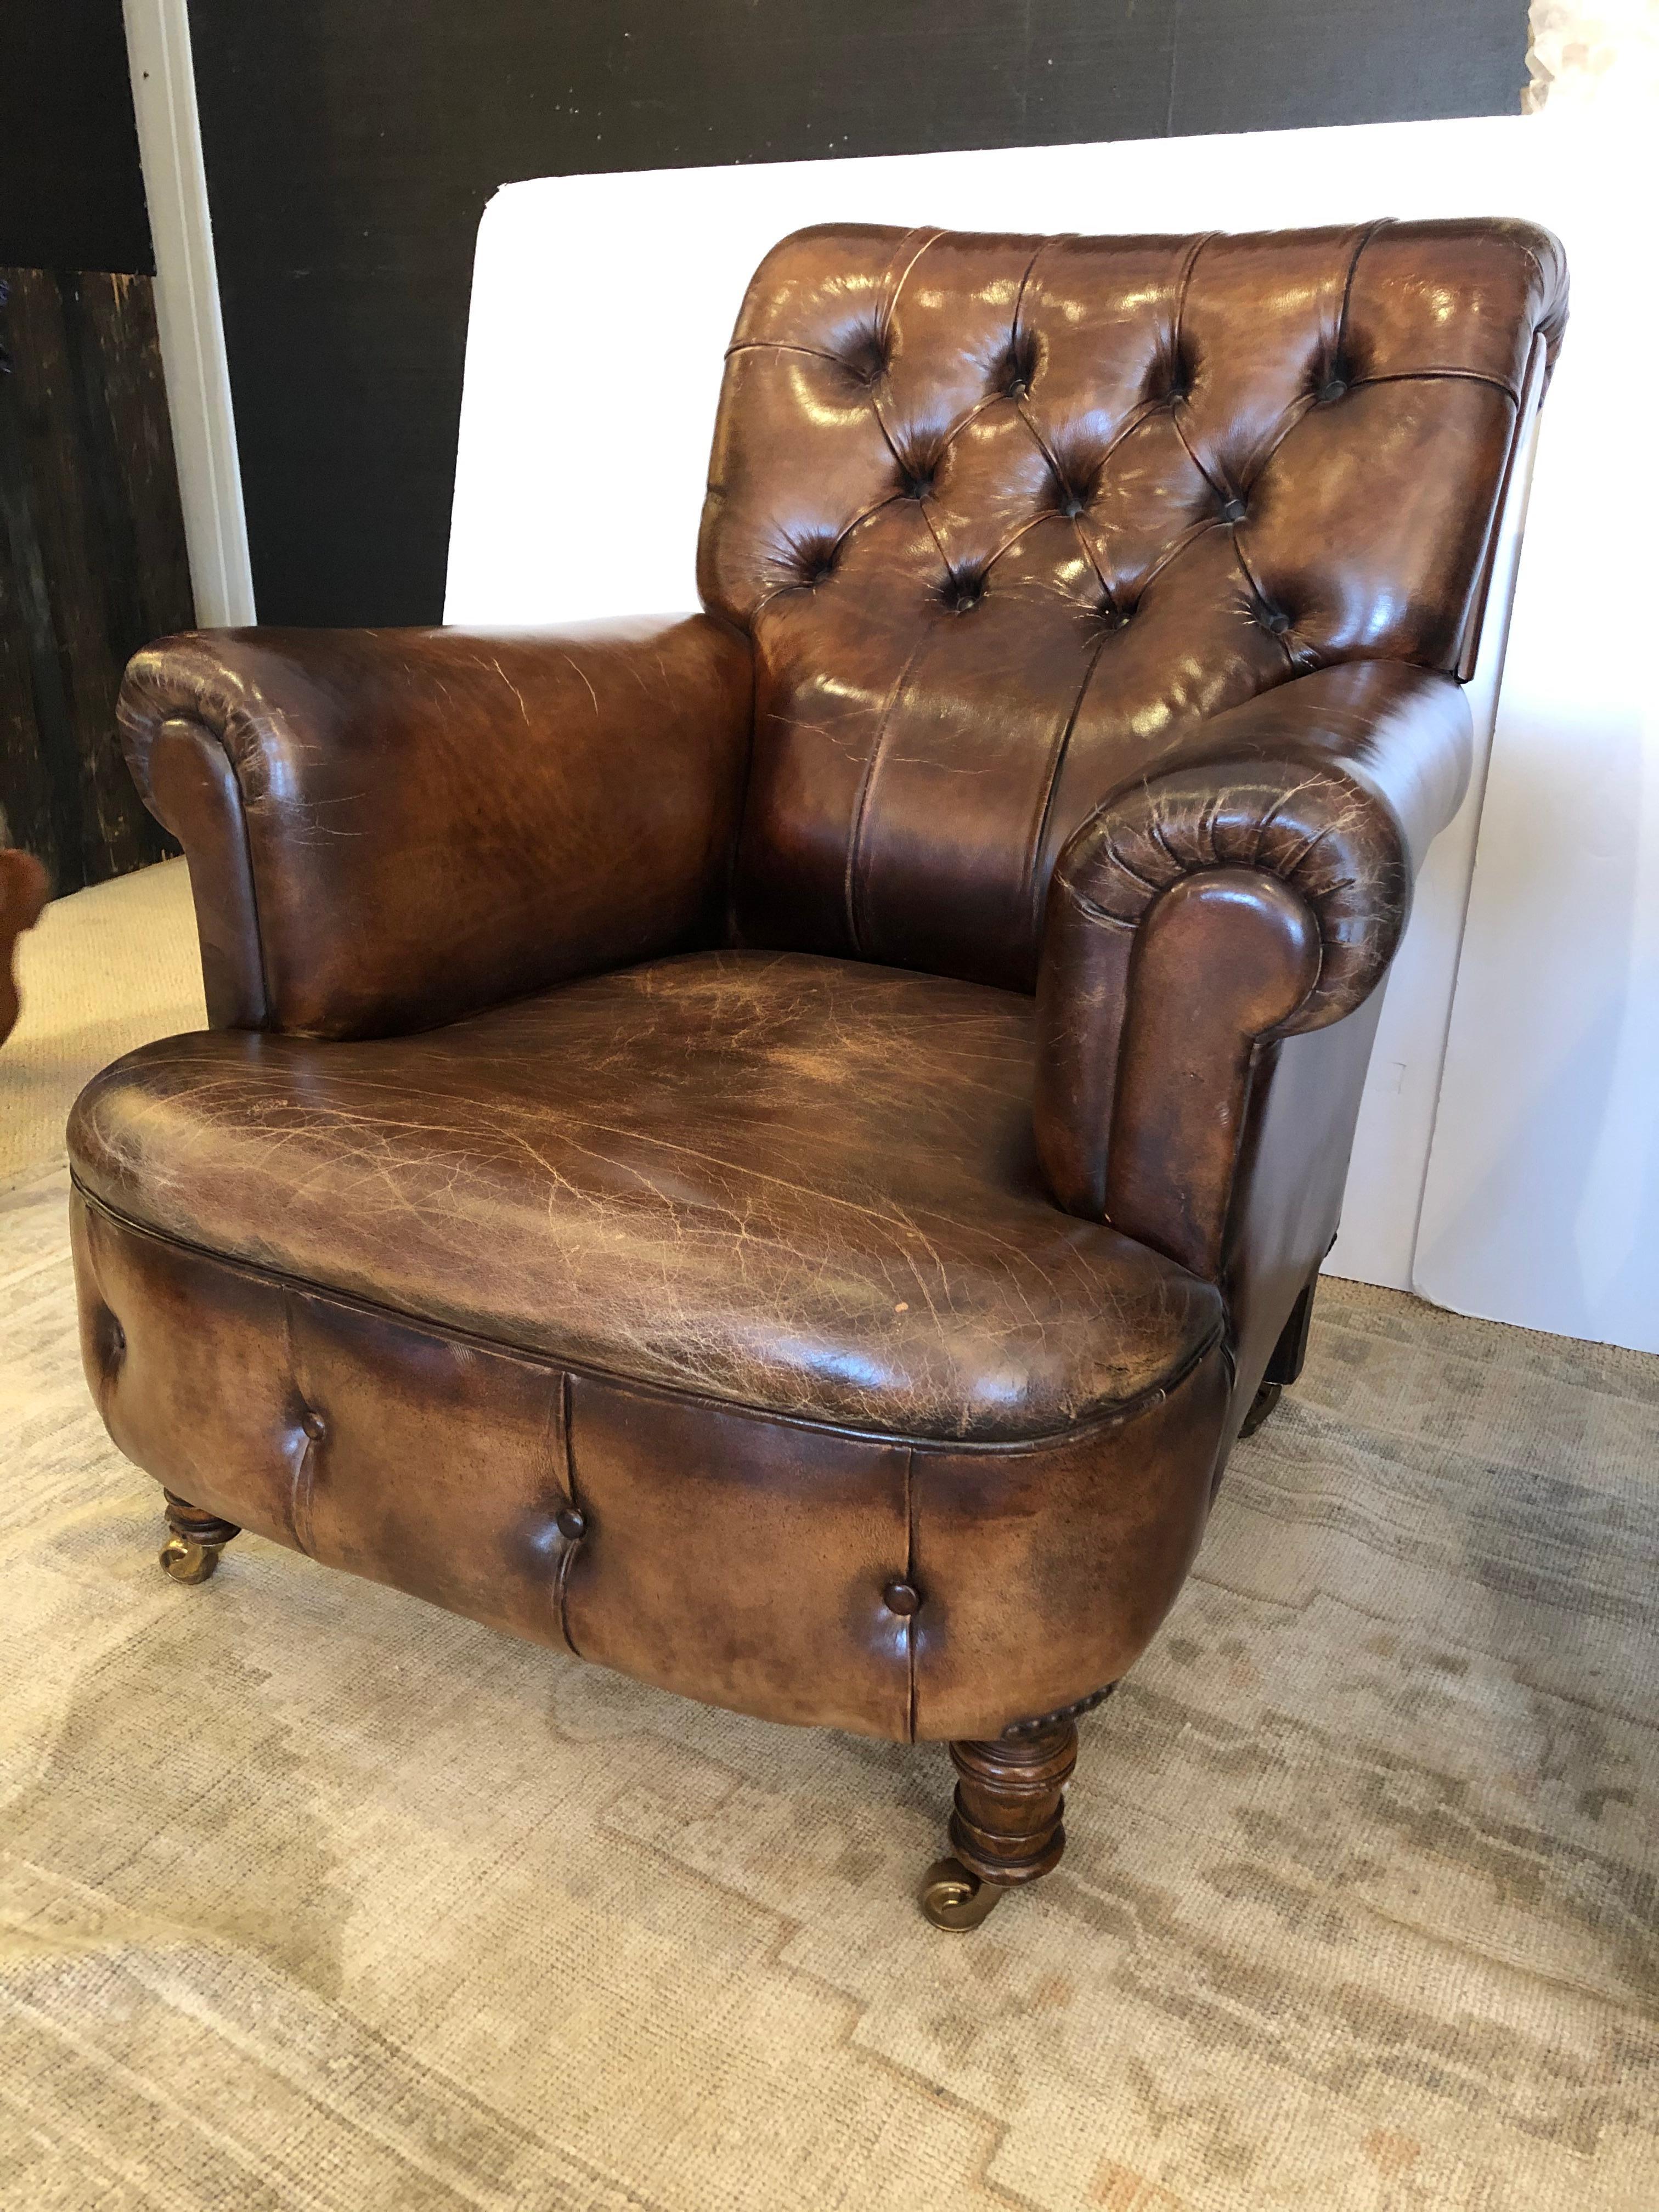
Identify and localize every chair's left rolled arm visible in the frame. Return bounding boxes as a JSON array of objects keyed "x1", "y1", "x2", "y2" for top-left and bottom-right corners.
[
  {"x1": 119, "y1": 615, "x2": 754, "y2": 1039},
  {"x1": 1034, "y1": 660, "x2": 1473, "y2": 1278}
]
